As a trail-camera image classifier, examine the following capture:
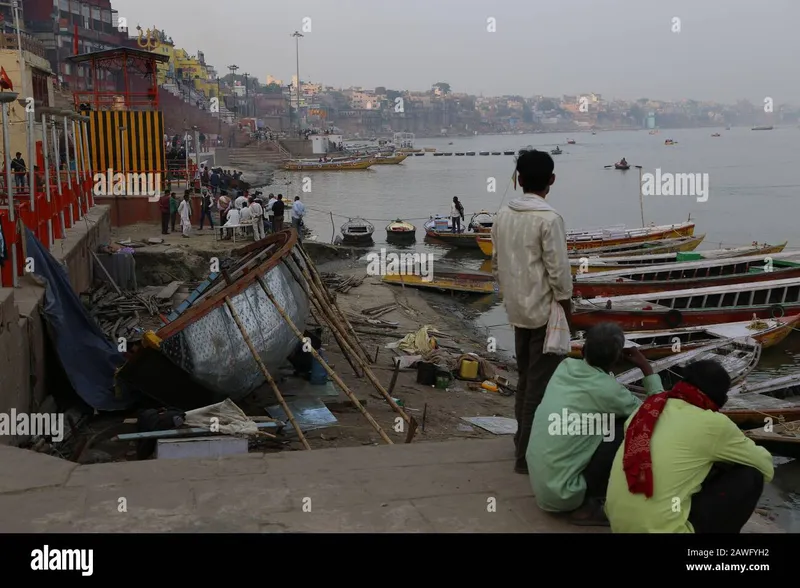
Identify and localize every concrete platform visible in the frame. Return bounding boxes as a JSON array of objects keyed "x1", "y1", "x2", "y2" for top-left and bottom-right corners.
[{"x1": 0, "y1": 439, "x2": 783, "y2": 533}]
